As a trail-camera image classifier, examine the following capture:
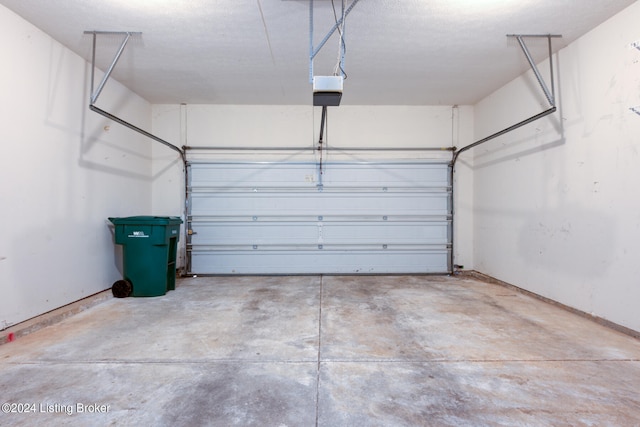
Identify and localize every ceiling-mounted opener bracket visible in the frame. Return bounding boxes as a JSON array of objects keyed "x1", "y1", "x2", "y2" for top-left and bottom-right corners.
[
  {"x1": 309, "y1": 0, "x2": 360, "y2": 107},
  {"x1": 309, "y1": 0, "x2": 360, "y2": 83},
  {"x1": 507, "y1": 34, "x2": 562, "y2": 108},
  {"x1": 84, "y1": 30, "x2": 185, "y2": 160}
]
